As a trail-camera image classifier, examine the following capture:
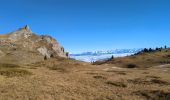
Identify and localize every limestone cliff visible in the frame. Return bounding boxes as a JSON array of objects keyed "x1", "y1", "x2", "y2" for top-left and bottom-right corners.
[{"x1": 0, "y1": 25, "x2": 68, "y2": 64}]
